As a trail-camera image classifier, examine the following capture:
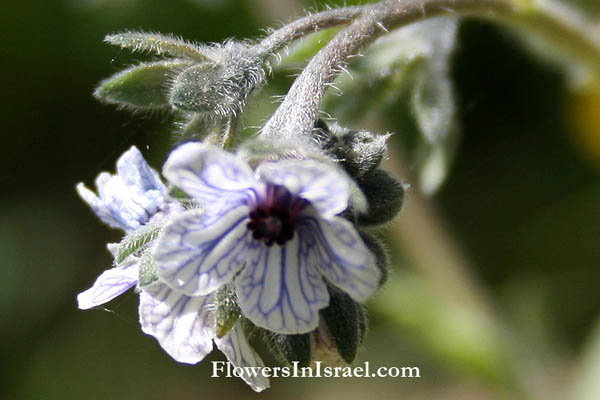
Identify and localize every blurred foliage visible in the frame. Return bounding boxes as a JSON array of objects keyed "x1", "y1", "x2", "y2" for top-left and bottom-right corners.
[
  {"x1": 321, "y1": 17, "x2": 459, "y2": 195},
  {"x1": 3, "y1": 0, "x2": 600, "y2": 399}
]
